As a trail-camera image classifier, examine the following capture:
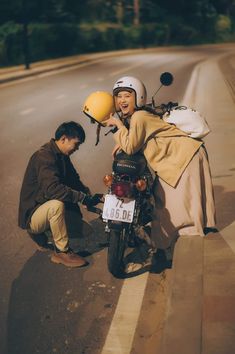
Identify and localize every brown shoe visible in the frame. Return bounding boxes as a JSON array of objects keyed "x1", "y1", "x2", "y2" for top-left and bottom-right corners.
[{"x1": 51, "y1": 250, "x2": 88, "y2": 268}]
